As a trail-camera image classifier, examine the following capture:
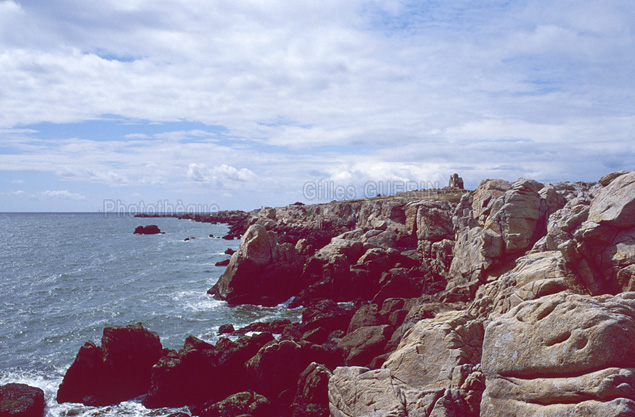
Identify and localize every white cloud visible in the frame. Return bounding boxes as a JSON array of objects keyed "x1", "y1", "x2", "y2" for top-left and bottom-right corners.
[
  {"x1": 40, "y1": 190, "x2": 86, "y2": 200},
  {"x1": 2, "y1": 190, "x2": 27, "y2": 196},
  {"x1": 0, "y1": 0, "x2": 633, "y2": 210},
  {"x1": 187, "y1": 163, "x2": 256, "y2": 187}
]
